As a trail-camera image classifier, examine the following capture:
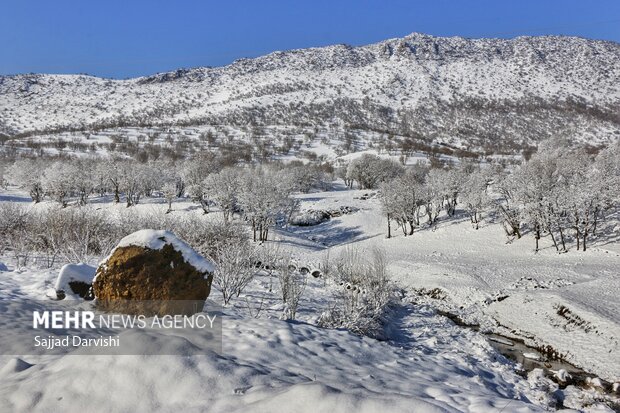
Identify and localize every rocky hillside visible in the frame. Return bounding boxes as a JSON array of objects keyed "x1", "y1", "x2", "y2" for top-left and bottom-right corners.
[{"x1": 1, "y1": 33, "x2": 619, "y2": 153}]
